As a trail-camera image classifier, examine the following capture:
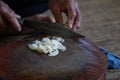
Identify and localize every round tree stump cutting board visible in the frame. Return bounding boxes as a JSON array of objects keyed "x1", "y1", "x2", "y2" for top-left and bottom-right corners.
[{"x1": 0, "y1": 36, "x2": 107, "y2": 80}]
